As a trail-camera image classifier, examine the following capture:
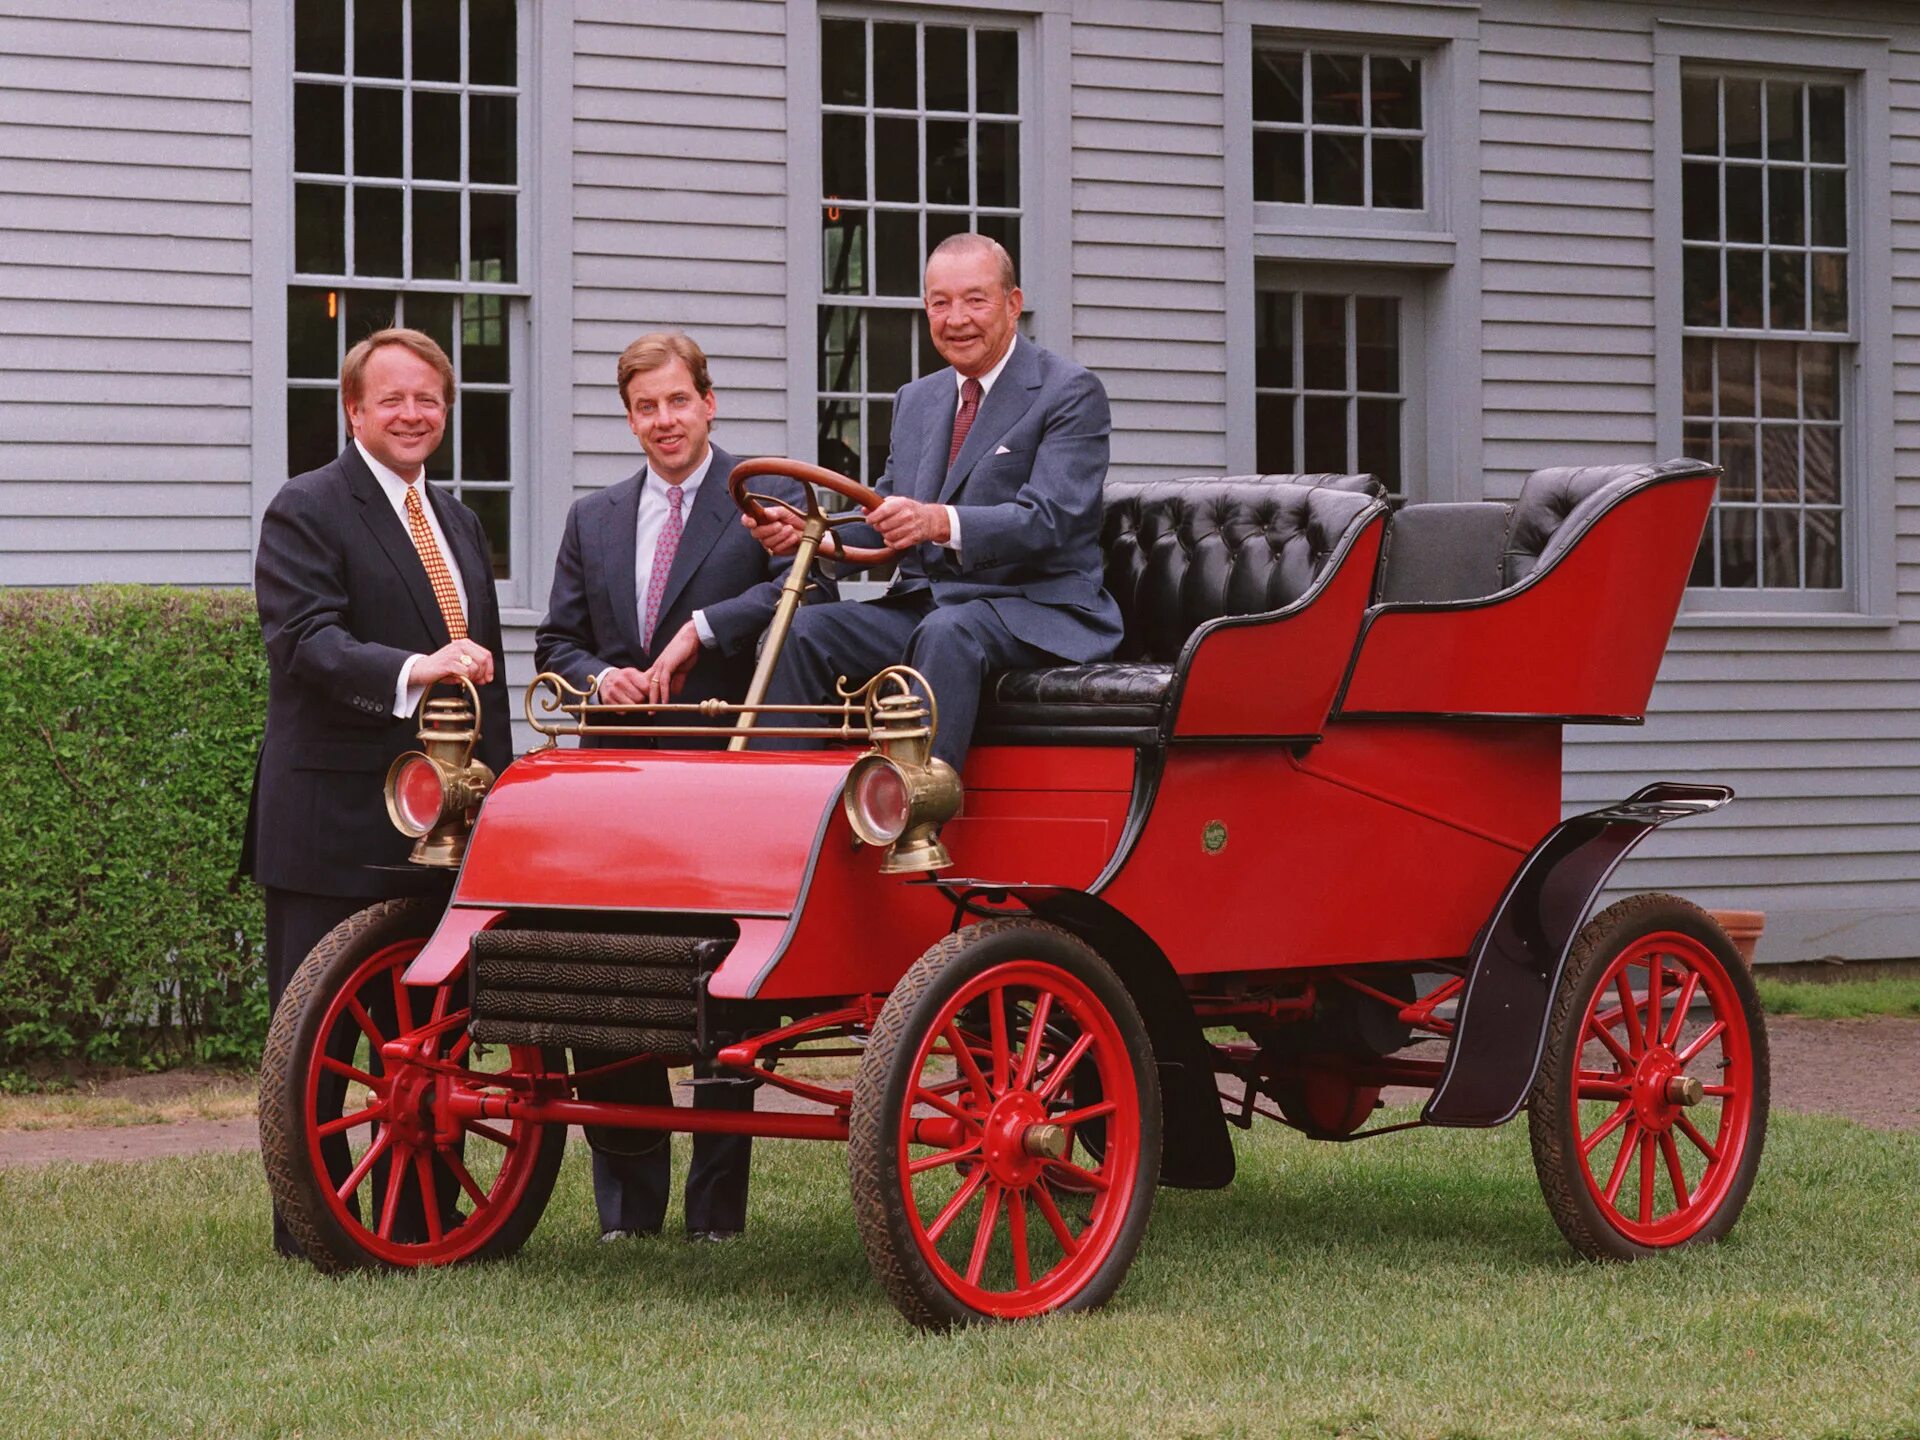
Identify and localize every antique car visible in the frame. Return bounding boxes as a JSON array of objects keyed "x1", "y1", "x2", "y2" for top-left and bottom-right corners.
[{"x1": 260, "y1": 456, "x2": 1769, "y2": 1330}]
